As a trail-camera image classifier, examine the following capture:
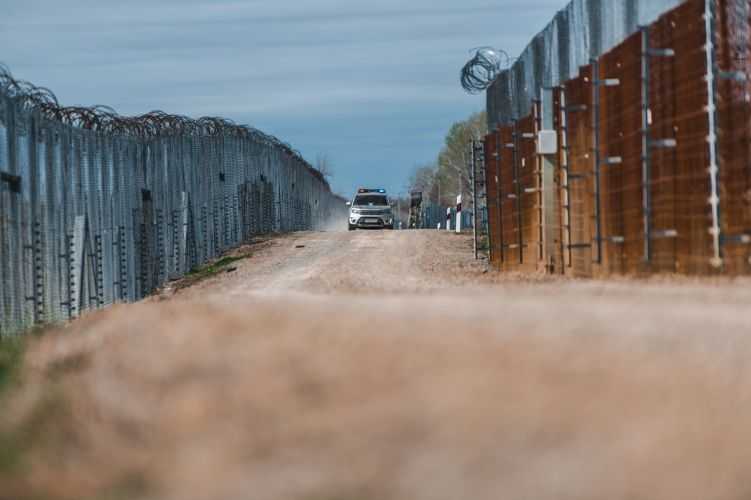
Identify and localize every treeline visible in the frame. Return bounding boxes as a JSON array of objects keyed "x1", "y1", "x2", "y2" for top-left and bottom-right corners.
[{"x1": 408, "y1": 111, "x2": 487, "y2": 207}]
